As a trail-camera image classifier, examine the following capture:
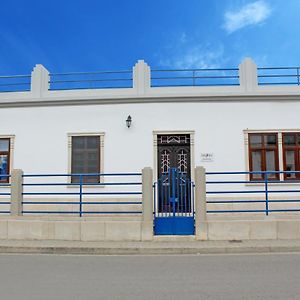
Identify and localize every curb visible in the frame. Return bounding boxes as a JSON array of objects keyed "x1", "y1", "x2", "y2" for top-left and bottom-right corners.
[{"x1": 1, "y1": 244, "x2": 300, "y2": 255}]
